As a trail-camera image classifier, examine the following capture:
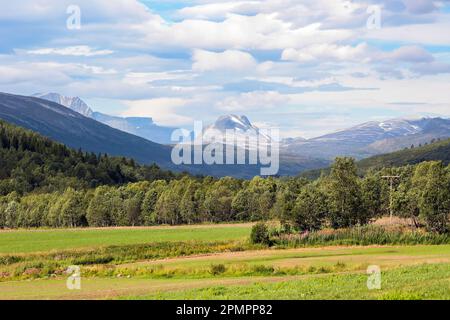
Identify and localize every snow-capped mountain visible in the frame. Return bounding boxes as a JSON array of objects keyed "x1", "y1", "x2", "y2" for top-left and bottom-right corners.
[
  {"x1": 33, "y1": 93, "x2": 93, "y2": 117},
  {"x1": 365, "y1": 117, "x2": 450, "y2": 154},
  {"x1": 283, "y1": 117, "x2": 450, "y2": 159},
  {"x1": 201, "y1": 115, "x2": 272, "y2": 148},
  {"x1": 32, "y1": 93, "x2": 175, "y2": 144},
  {"x1": 27, "y1": 93, "x2": 450, "y2": 163},
  {"x1": 0, "y1": 92, "x2": 174, "y2": 168},
  {"x1": 1, "y1": 92, "x2": 330, "y2": 178},
  {"x1": 311, "y1": 118, "x2": 422, "y2": 144},
  {"x1": 210, "y1": 115, "x2": 258, "y2": 132}
]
